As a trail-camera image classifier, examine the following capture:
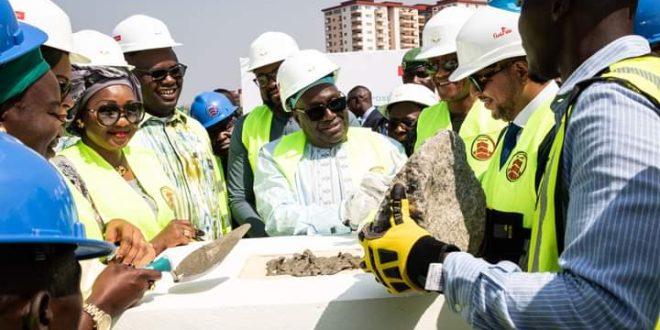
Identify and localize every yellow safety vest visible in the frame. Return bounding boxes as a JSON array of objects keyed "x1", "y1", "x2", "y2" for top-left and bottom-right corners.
[
  {"x1": 479, "y1": 99, "x2": 555, "y2": 265},
  {"x1": 414, "y1": 100, "x2": 506, "y2": 177},
  {"x1": 529, "y1": 55, "x2": 660, "y2": 273},
  {"x1": 59, "y1": 141, "x2": 179, "y2": 240},
  {"x1": 271, "y1": 127, "x2": 397, "y2": 191},
  {"x1": 242, "y1": 105, "x2": 273, "y2": 173}
]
